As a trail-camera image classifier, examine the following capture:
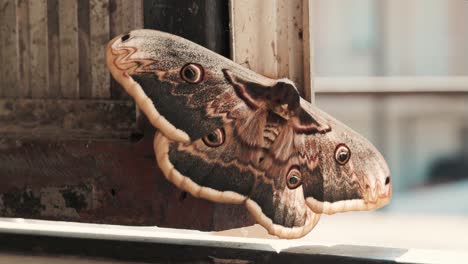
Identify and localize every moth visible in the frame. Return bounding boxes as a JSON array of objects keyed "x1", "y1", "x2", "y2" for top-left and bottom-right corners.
[{"x1": 106, "y1": 29, "x2": 392, "y2": 239}]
